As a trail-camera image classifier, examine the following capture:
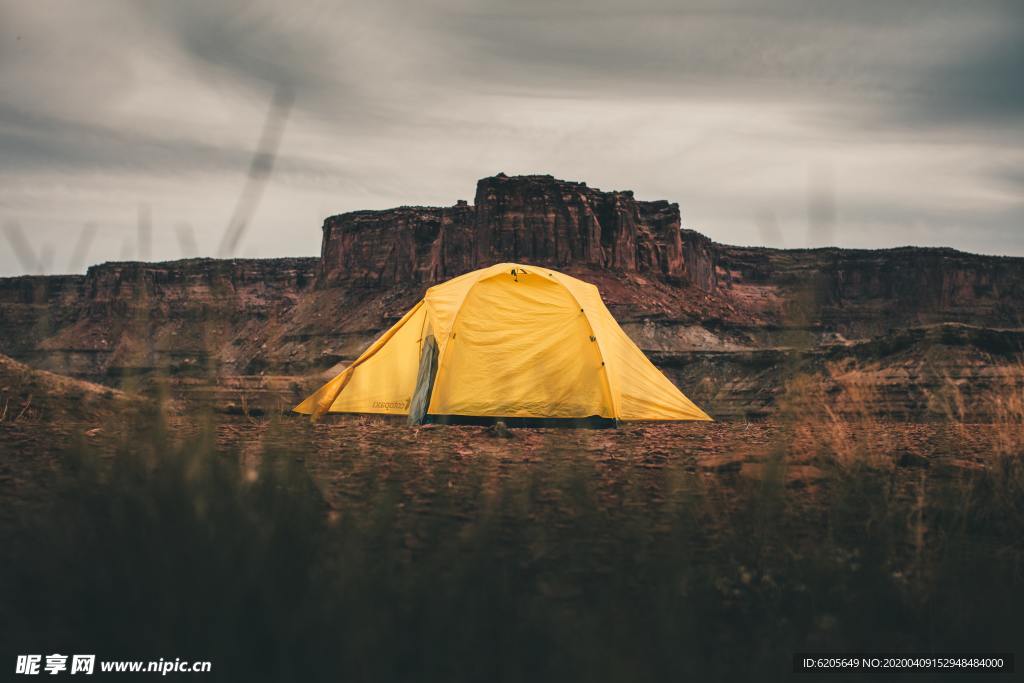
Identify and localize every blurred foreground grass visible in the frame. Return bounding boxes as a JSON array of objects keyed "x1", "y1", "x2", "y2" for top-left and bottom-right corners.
[{"x1": 1, "y1": 411, "x2": 1022, "y2": 682}]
